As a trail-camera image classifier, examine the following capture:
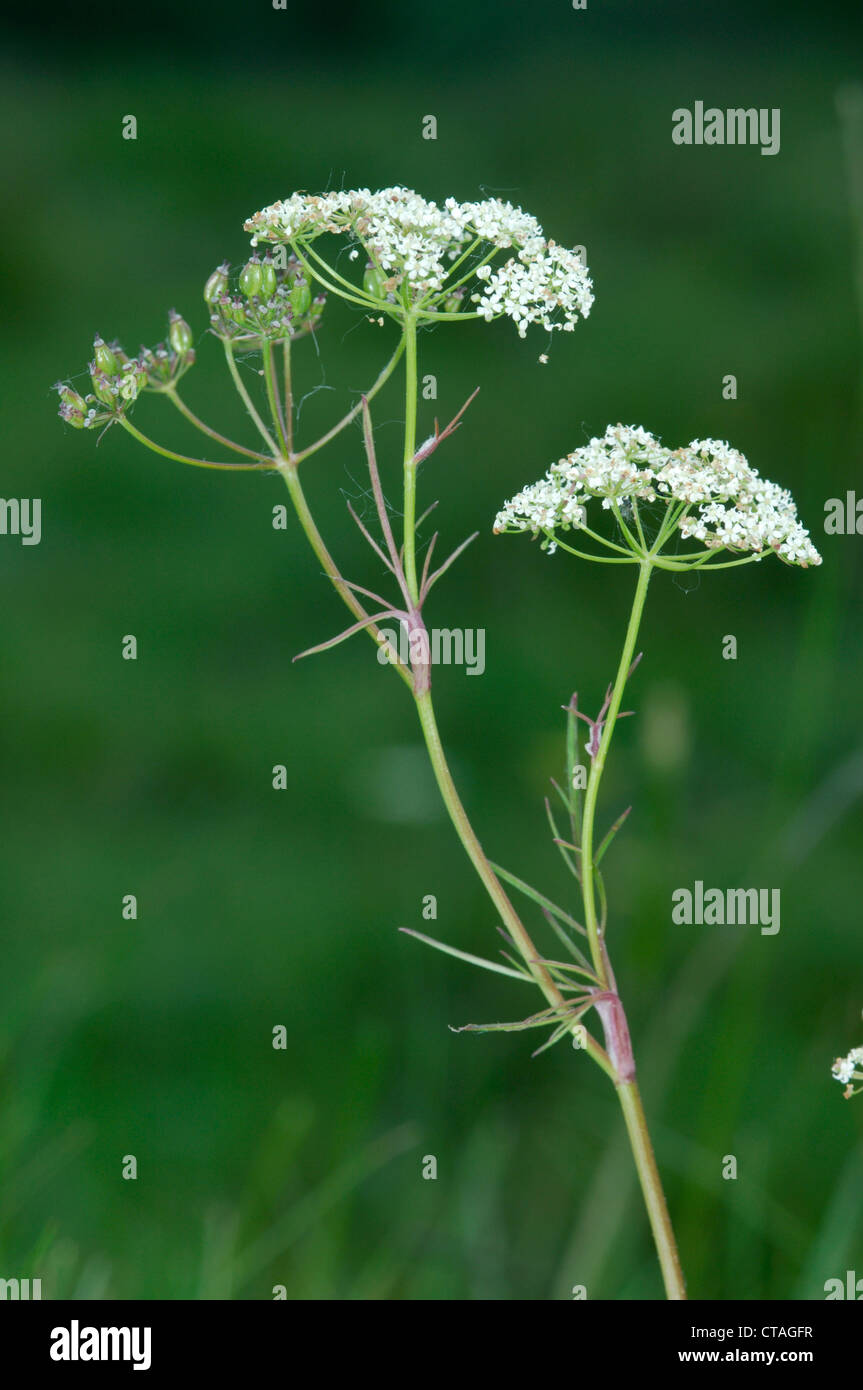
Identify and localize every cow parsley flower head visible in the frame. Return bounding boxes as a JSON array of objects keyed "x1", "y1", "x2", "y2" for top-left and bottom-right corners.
[
  {"x1": 493, "y1": 424, "x2": 822, "y2": 569},
  {"x1": 243, "y1": 187, "x2": 593, "y2": 338}
]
